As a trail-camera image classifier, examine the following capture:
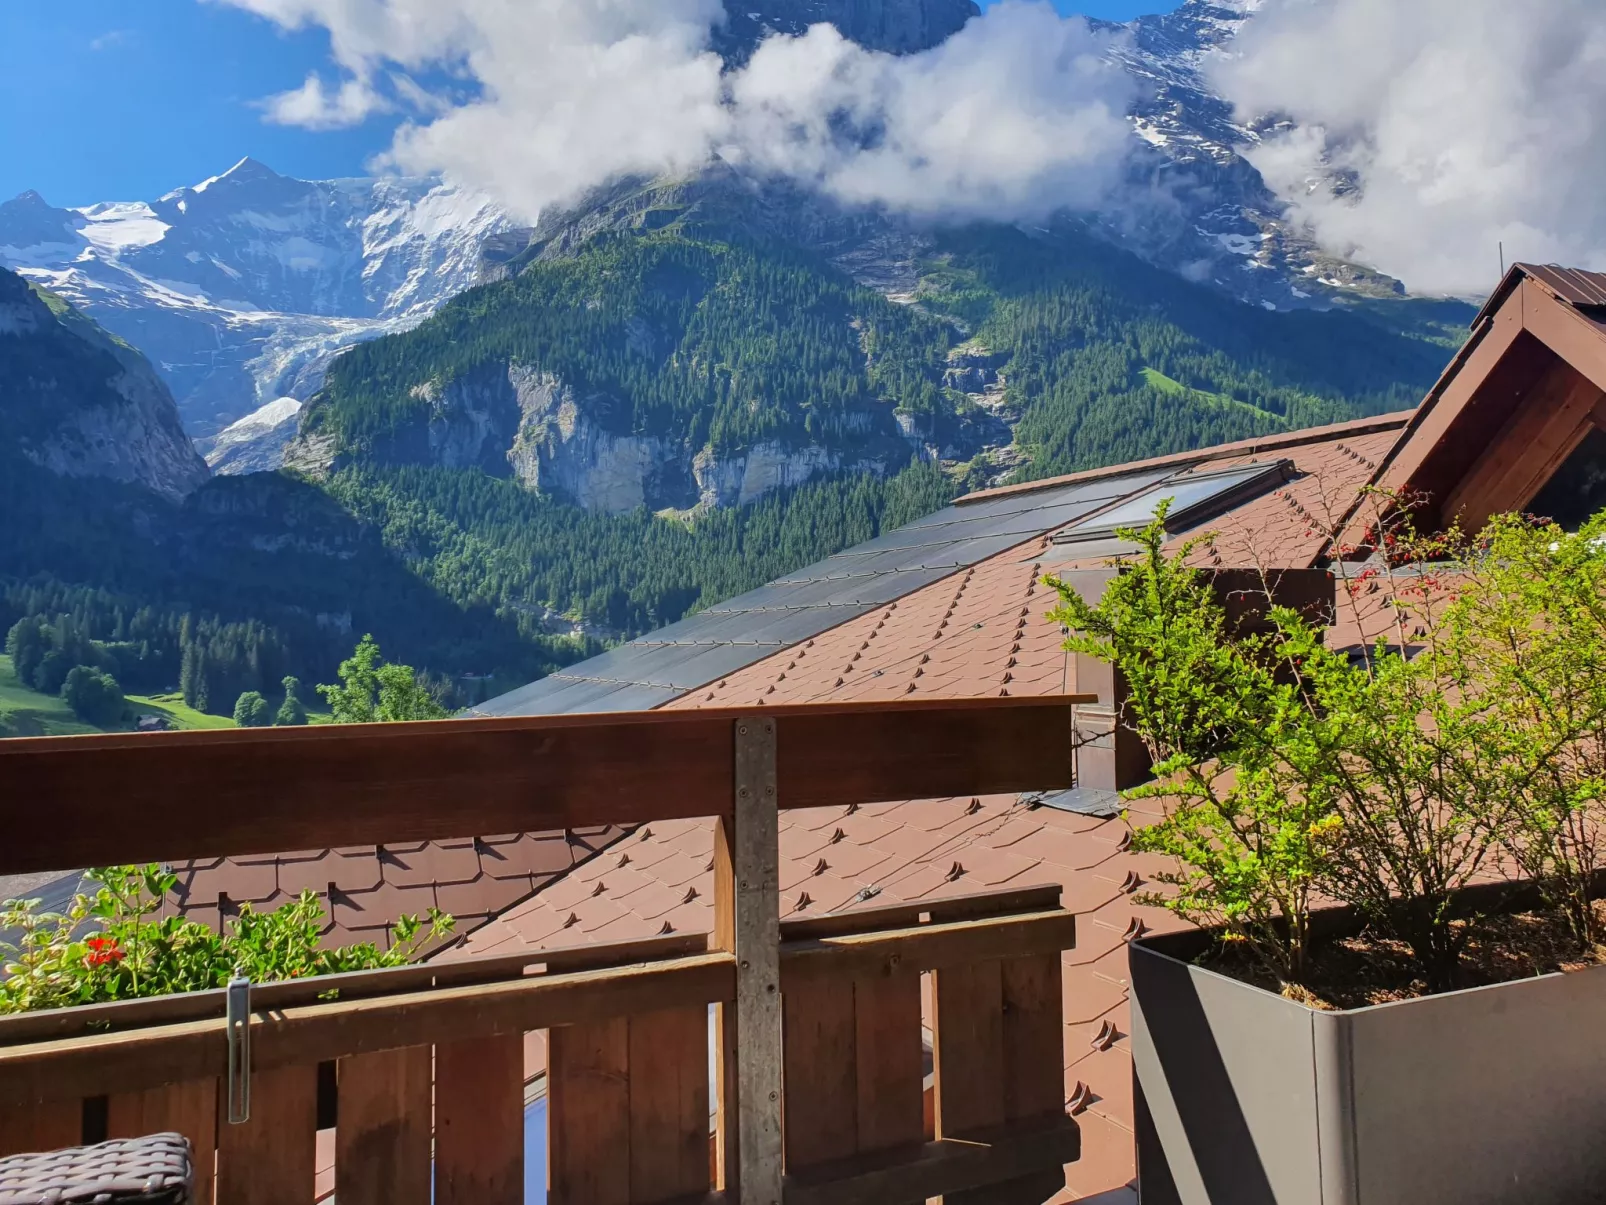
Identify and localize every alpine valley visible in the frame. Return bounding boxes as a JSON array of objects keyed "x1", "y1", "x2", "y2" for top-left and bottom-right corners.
[{"x1": 0, "y1": 0, "x2": 1475, "y2": 725}]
